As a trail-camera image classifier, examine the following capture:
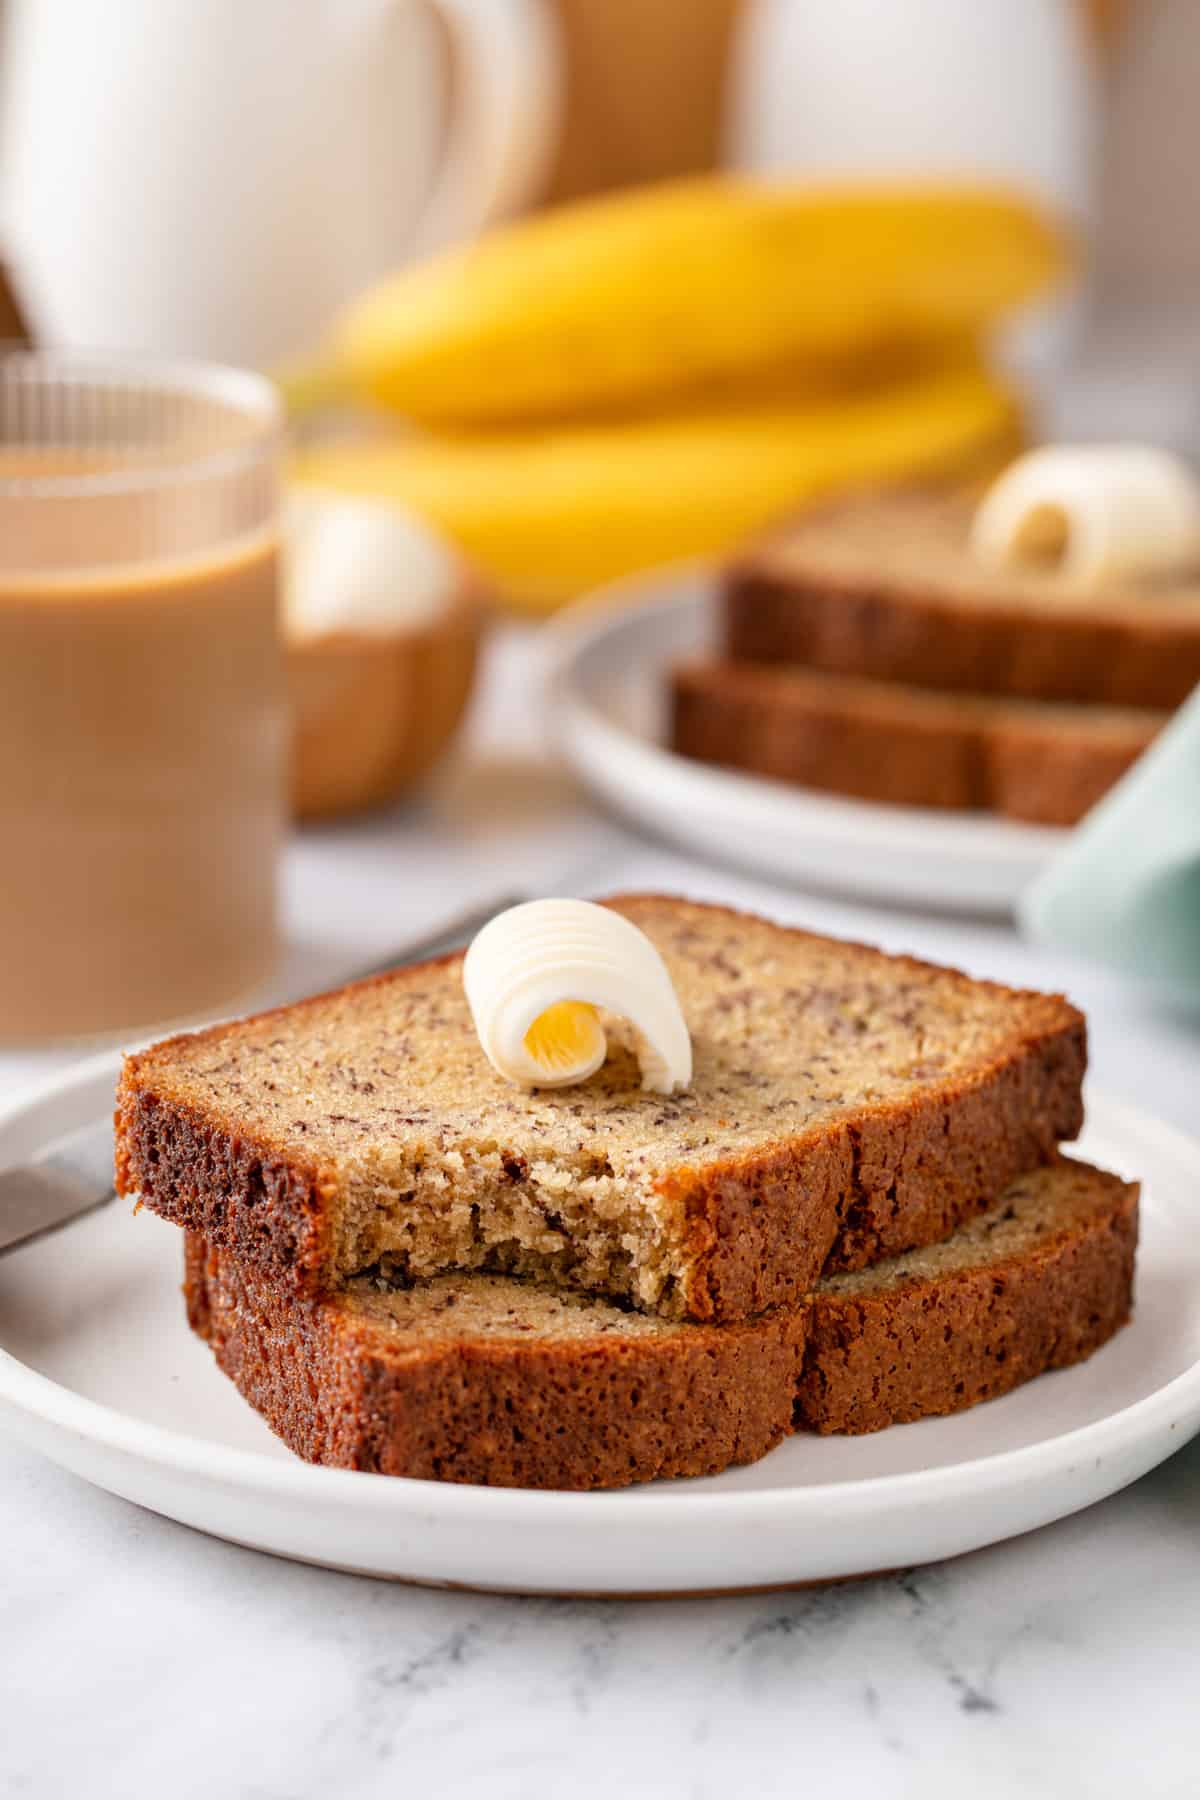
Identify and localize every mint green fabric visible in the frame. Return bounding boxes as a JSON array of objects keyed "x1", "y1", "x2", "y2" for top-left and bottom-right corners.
[{"x1": 1020, "y1": 685, "x2": 1200, "y2": 1003}]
